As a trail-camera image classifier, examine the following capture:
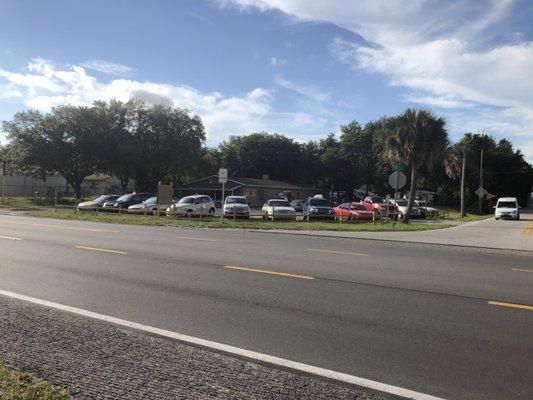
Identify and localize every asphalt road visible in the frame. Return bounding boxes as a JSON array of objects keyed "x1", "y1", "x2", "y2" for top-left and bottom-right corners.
[{"x1": 0, "y1": 213, "x2": 532, "y2": 399}]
